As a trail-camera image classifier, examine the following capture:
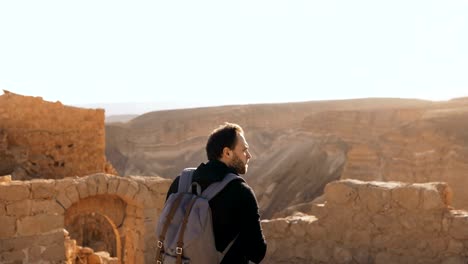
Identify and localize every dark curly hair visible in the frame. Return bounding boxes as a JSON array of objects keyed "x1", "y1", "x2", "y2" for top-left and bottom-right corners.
[{"x1": 206, "y1": 123, "x2": 244, "y2": 161}]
